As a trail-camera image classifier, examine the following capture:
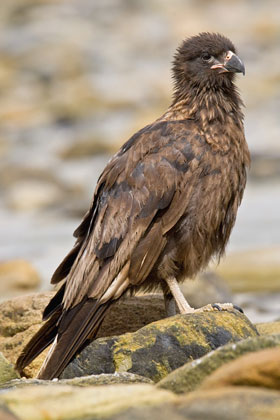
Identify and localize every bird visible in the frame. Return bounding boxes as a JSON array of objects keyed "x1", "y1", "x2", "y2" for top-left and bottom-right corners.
[{"x1": 16, "y1": 32, "x2": 250, "y2": 380}]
